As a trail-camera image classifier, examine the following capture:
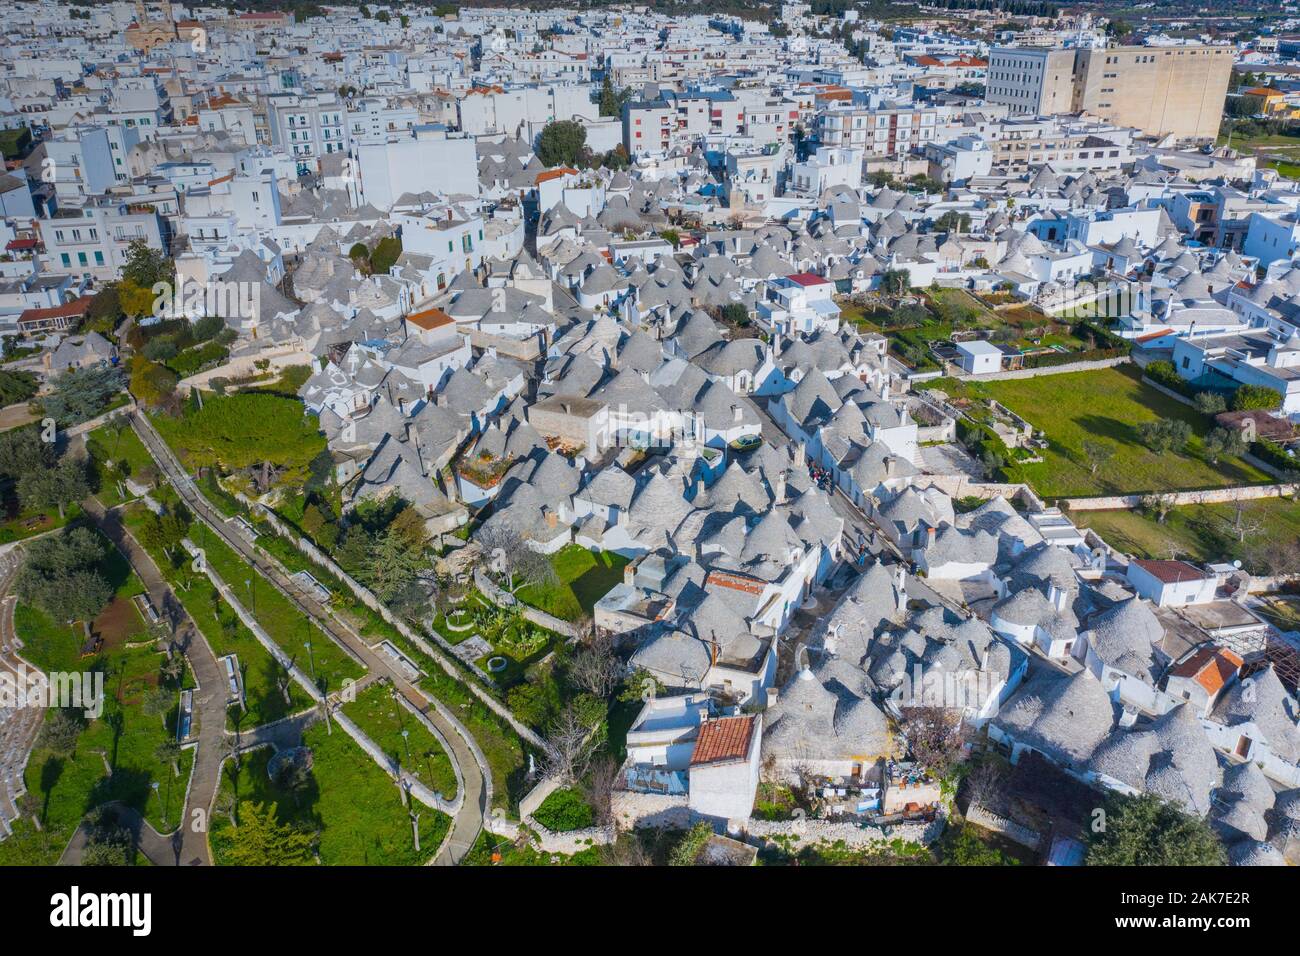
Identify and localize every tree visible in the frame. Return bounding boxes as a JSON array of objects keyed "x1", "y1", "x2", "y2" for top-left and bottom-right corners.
[
  {"x1": 0, "y1": 426, "x2": 54, "y2": 479},
  {"x1": 536, "y1": 120, "x2": 587, "y2": 168},
  {"x1": 880, "y1": 269, "x2": 911, "y2": 296},
  {"x1": 566, "y1": 630, "x2": 622, "y2": 699},
  {"x1": 120, "y1": 239, "x2": 174, "y2": 290},
  {"x1": 1086, "y1": 792, "x2": 1226, "y2": 866},
  {"x1": 18, "y1": 454, "x2": 90, "y2": 520},
  {"x1": 1193, "y1": 390, "x2": 1227, "y2": 416},
  {"x1": 1203, "y1": 426, "x2": 1245, "y2": 464},
  {"x1": 1080, "y1": 440, "x2": 1115, "y2": 477},
  {"x1": 129, "y1": 357, "x2": 178, "y2": 409},
  {"x1": 1232, "y1": 383, "x2": 1282, "y2": 411},
  {"x1": 1138, "y1": 493, "x2": 1177, "y2": 524},
  {"x1": 15, "y1": 526, "x2": 112, "y2": 623},
  {"x1": 40, "y1": 365, "x2": 125, "y2": 426},
  {"x1": 369, "y1": 236, "x2": 402, "y2": 275},
  {"x1": 1135, "y1": 418, "x2": 1191, "y2": 454},
  {"x1": 539, "y1": 705, "x2": 601, "y2": 785},
  {"x1": 222, "y1": 801, "x2": 317, "y2": 866},
  {"x1": 36, "y1": 708, "x2": 83, "y2": 757},
  {"x1": 0, "y1": 369, "x2": 38, "y2": 407},
  {"x1": 899, "y1": 706, "x2": 966, "y2": 776}
]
